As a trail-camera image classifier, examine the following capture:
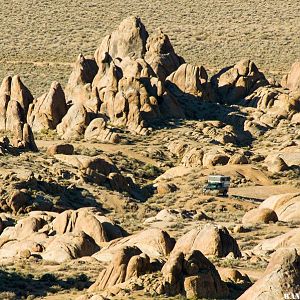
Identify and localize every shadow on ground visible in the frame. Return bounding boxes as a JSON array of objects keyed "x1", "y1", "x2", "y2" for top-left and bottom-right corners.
[{"x1": 0, "y1": 270, "x2": 91, "y2": 298}]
